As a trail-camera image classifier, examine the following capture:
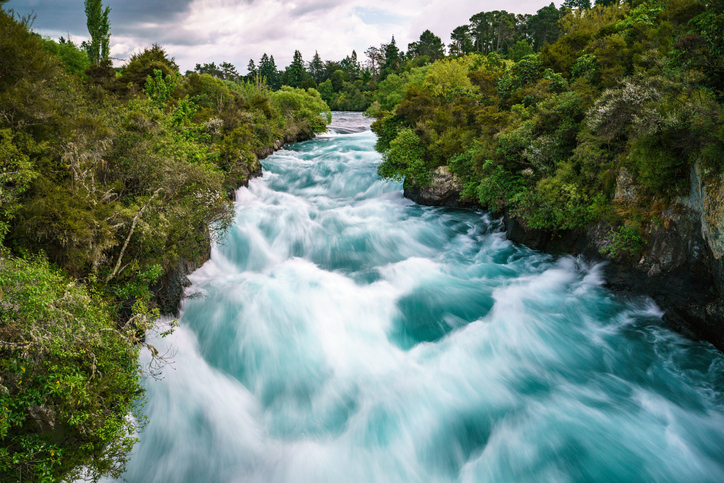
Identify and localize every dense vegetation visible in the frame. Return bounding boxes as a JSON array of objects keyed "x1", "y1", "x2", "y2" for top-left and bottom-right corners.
[
  {"x1": 3, "y1": 0, "x2": 724, "y2": 479},
  {"x1": 0, "y1": 4, "x2": 329, "y2": 481},
  {"x1": 370, "y1": 0, "x2": 724, "y2": 255}
]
